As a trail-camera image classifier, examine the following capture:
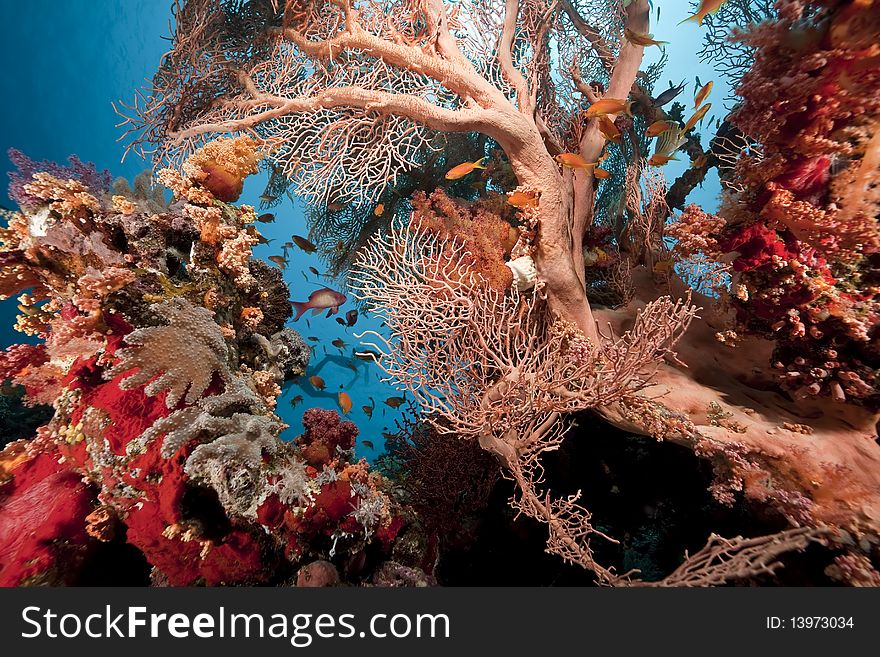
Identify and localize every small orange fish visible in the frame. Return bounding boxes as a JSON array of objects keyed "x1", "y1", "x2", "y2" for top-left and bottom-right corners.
[
  {"x1": 384, "y1": 396, "x2": 406, "y2": 409},
  {"x1": 691, "y1": 154, "x2": 708, "y2": 168},
  {"x1": 593, "y1": 168, "x2": 611, "y2": 179},
  {"x1": 445, "y1": 157, "x2": 488, "y2": 180},
  {"x1": 648, "y1": 154, "x2": 678, "y2": 166},
  {"x1": 596, "y1": 115, "x2": 622, "y2": 143},
  {"x1": 361, "y1": 440, "x2": 375, "y2": 450},
  {"x1": 338, "y1": 391, "x2": 353, "y2": 414},
  {"x1": 555, "y1": 153, "x2": 597, "y2": 170},
  {"x1": 624, "y1": 27, "x2": 669, "y2": 47},
  {"x1": 292, "y1": 235, "x2": 317, "y2": 253},
  {"x1": 646, "y1": 120, "x2": 675, "y2": 138},
  {"x1": 362, "y1": 405, "x2": 373, "y2": 419},
  {"x1": 679, "y1": 0, "x2": 728, "y2": 26},
  {"x1": 268, "y1": 255, "x2": 287, "y2": 268},
  {"x1": 584, "y1": 98, "x2": 633, "y2": 118},
  {"x1": 374, "y1": 203, "x2": 385, "y2": 216},
  {"x1": 507, "y1": 190, "x2": 539, "y2": 209},
  {"x1": 331, "y1": 338, "x2": 346, "y2": 349},
  {"x1": 309, "y1": 375, "x2": 326, "y2": 390},
  {"x1": 683, "y1": 103, "x2": 712, "y2": 132},
  {"x1": 290, "y1": 394, "x2": 303, "y2": 408},
  {"x1": 694, "y1": 81, "x2": 713, "y2": 109}
]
